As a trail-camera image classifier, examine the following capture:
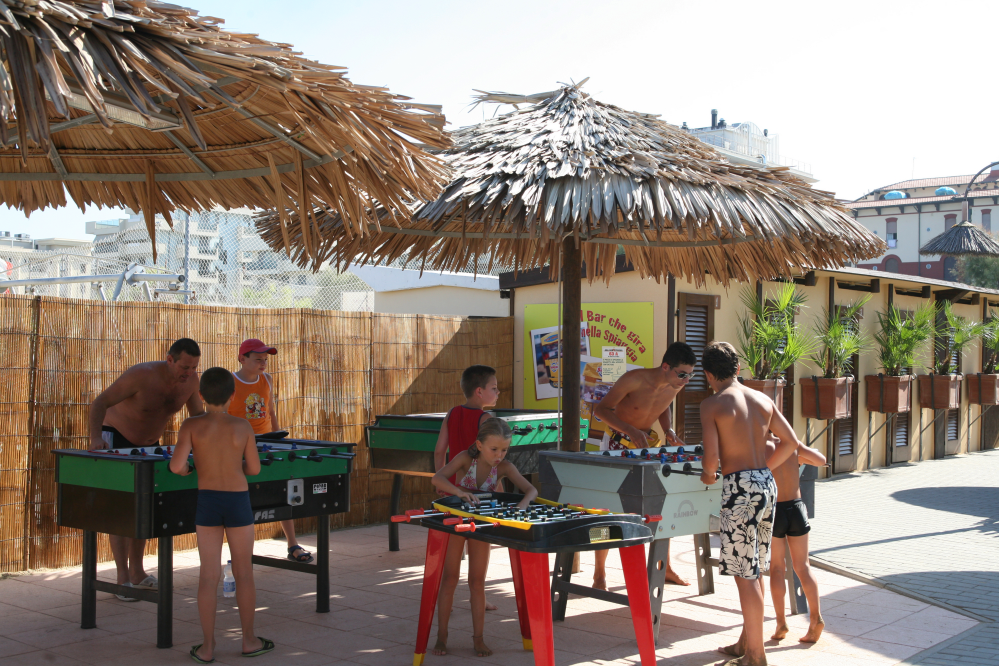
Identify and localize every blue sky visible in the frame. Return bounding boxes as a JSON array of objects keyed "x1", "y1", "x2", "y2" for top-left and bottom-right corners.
[{"x1": 2, "y1": 0, "x2": 996, "y2": 239}]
